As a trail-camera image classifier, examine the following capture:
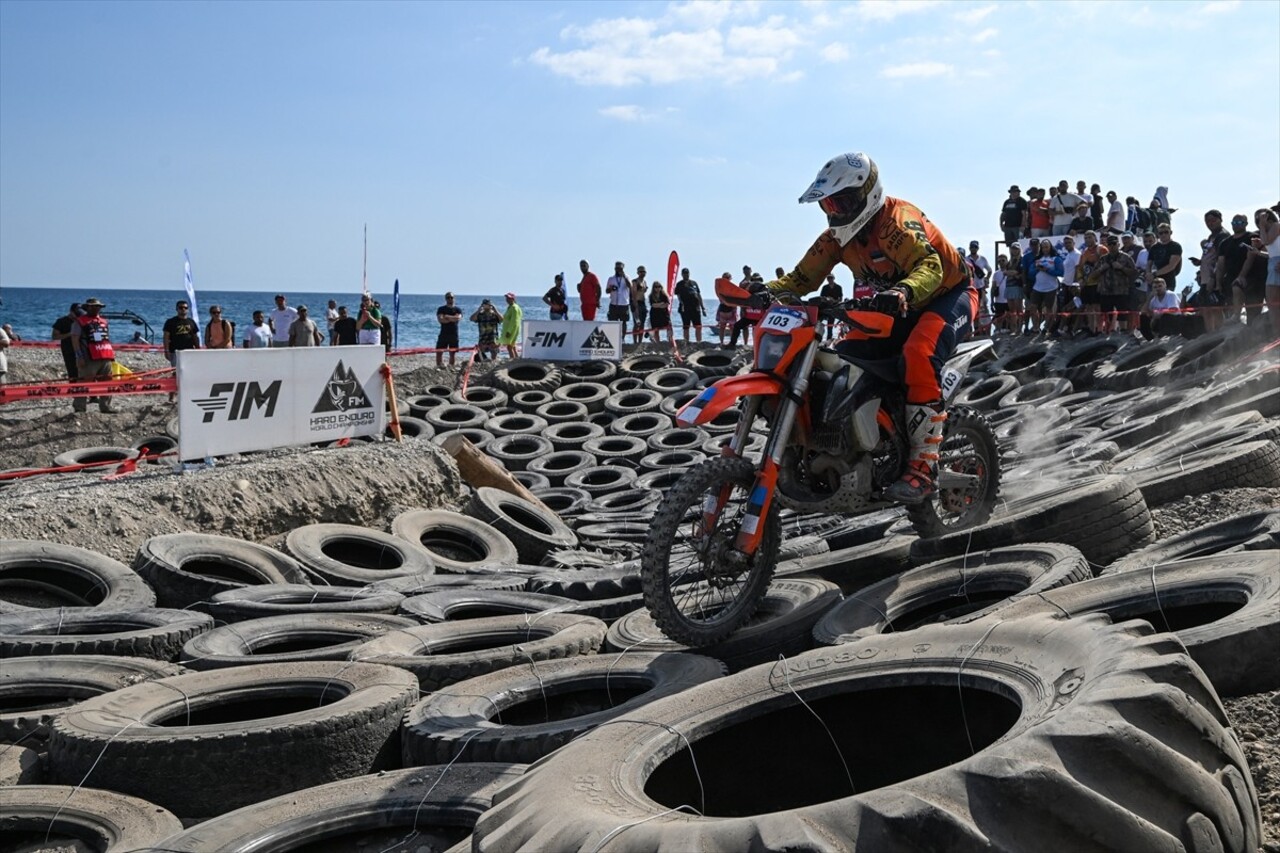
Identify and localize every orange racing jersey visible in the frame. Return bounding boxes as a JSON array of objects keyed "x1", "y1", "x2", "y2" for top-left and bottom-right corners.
[{"x1": 774, "y1": 197, "x2": 968, "y2": 309}]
